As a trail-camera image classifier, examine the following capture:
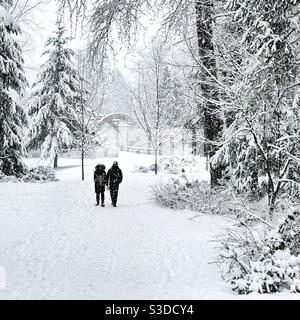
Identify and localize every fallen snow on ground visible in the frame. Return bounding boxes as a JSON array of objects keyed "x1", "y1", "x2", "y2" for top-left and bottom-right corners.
[{"x1": 0, "y1": 152, "x2": 299, "y2": 299}]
